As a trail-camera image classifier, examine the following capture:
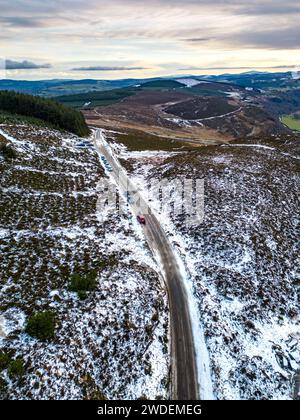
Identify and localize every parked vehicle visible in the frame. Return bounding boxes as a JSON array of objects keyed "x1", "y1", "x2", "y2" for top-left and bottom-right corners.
[
  {"x1": 124, "y1": 191, "x2": 134, "y2": 205},
  {"x1": 101, "y1": 156, "x2": 113, "y2": 171}
]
